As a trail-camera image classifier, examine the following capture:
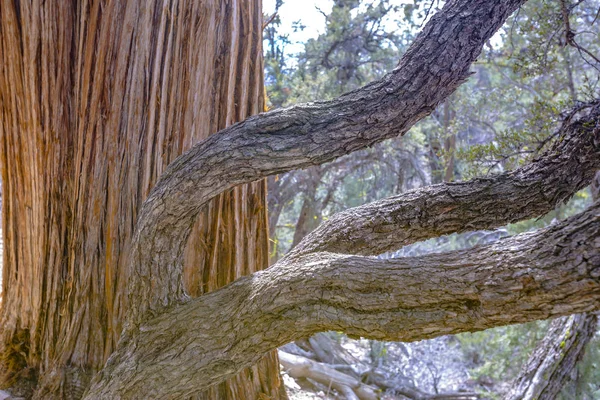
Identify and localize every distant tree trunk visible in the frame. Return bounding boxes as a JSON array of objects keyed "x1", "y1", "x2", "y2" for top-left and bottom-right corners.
[
  {"x1": 291, "y1": 168, "x2": 324, "y2": 249},
  {"x1": 442, "y1": 99, "x2": 456, "y2": 182},
  {"x1": 0, "y1": 1, "x2": 284, "y2": 399},
  {"x1": 504, "y1": 314, "x2": 597, "y2": 400}
]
